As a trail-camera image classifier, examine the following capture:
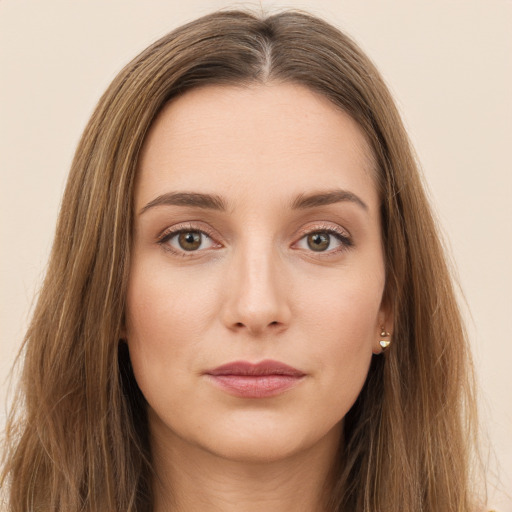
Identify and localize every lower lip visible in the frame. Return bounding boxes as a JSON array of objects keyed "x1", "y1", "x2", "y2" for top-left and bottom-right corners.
[{"x1": 207, "y1": 375, "x2": 304, "y2": 398}]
